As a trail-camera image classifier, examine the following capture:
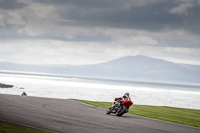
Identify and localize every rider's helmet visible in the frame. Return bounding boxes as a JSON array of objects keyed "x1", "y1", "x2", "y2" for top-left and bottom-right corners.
[{"x1": 125, "y1": 92, "x2": 129, "y2": 97}]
